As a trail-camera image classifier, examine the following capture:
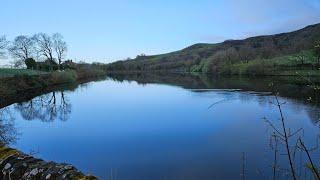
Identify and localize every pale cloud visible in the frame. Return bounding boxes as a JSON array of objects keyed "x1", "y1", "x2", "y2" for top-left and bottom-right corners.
[
  {"x1": 226, "y1": 0, "x2": 320, "y2": 25},
  {"x1": 202, "y1": 0, "x2": 320, "y2": 42}
]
